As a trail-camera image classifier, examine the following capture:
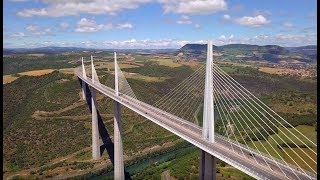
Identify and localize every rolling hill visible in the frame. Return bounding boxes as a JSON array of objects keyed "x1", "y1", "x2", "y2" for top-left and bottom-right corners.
[{"x1": 178, "y1": 44, "x2": 317, "y2": 63}]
